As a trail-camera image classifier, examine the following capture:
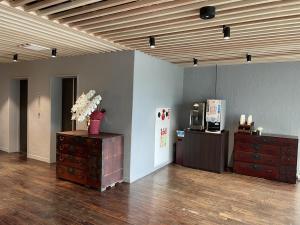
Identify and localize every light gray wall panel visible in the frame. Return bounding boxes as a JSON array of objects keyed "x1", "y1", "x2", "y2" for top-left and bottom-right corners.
[{"x1": 130, "y1": 51, "x2": 184, "y2": 182}]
